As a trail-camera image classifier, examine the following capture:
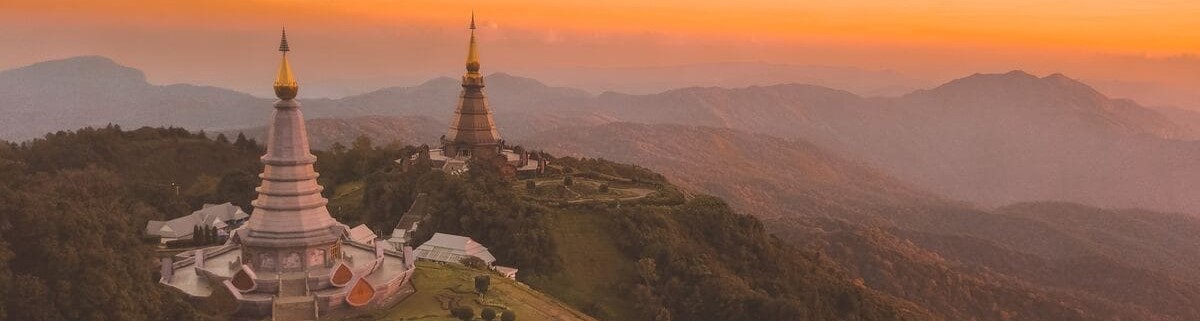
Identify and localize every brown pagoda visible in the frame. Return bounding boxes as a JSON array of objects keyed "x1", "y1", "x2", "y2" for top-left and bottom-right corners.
[
  {"x1": 442, "y1": 13, "x2": 503, "y2": 159},
  {"x1": 403, "y1": 14, "x2": 545, "y2": 177}
]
